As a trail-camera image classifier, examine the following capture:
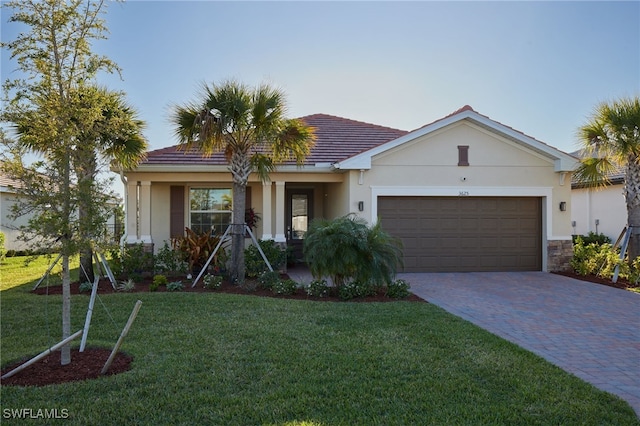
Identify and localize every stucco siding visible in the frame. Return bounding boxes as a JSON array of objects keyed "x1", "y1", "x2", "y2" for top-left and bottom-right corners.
[
  {"x1": 363, "y1": 121, "x2": 573, "y2": 240},
  {"x1": 571, "y1": 184, "x2": 626, "y2": 242},
  {"x1": 1, "y1": 192, "x2": 30, "y2": 250}
]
